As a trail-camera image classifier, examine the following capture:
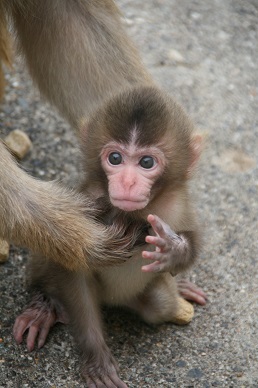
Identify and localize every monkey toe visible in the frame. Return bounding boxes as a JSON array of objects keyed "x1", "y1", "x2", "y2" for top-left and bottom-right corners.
[
  {"x1": 86, "y1": 377, "x2": 113, "y2": 388},
  {"x1": 26, "y1": 324, "x2": 41, "y2": 351},
  {"x1": 177, "y1": 279, "x2": 207, "y2": 305},
  {"x1": 105, "y1": 373, "x2": 128, "y2": 388},
  {"x1": 86, "y1": 375, "x2": 127, "y2": 388},
  {"x1": 83, "y1": 362, "x2": 127, "y2": 388},
  {"x1": 13, "y1": 315, "x2": 30, "y2": 344},
  {"x1": 13, "y1": 304, "x2": 58, "y2": 350}
]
